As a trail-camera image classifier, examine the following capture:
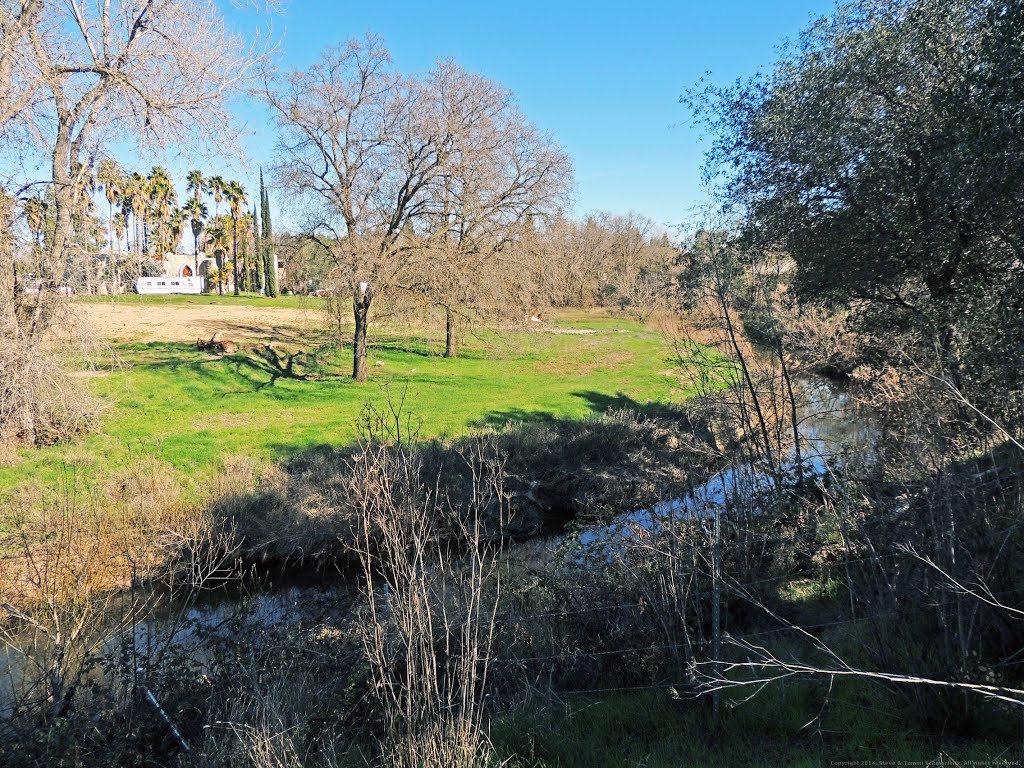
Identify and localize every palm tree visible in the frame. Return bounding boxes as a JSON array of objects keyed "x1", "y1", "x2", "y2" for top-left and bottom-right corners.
[
  {"x1": 186, "y1": 169, "x2": 206, "y2": 203},
  {"x1": 168, "y1": 208, "x2": 186, "y2": 255},
  {"x1": 68, "y1": 161, "x2": 98, "y2": 292},
  {"x1": 71, "y1": 160, "x2": 96, "y2": 214},
  {"x1": 112, "y1": 212, "x2": 127, "y2": 249},
  {"x1": 206, "y1": 224, "x2": 229, "y2": 295},
  {"x1": 19, "y1": 197, "x2": 46, "y2": 298},
  {"x1": 225, "y1": 180, "x2": 247, "y2": 295},
  {"x1": 71, "y1": 161, "x2": 96, "y2": 246},
  {"x1": 112, "y1": 212, "x2": 127, "y2": 289},
  {"x1": 184, "y1": 197, "x2": 208, "y2": 277},
  {"x1": 24, "y1": 196, "x2": 45, "y2": 248},
  {"x1": 208, "y1": 175, "x2": 226, "y2": 219},
  {"x1": 96, "y1": 159, "x2": 123, "y2": 291},
  {"x1": 147, "y1": 166, "x2": 176, "y2": 258},
  {"x1": 124, "y1": 172, "x2": 148, "y2": 261}
]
